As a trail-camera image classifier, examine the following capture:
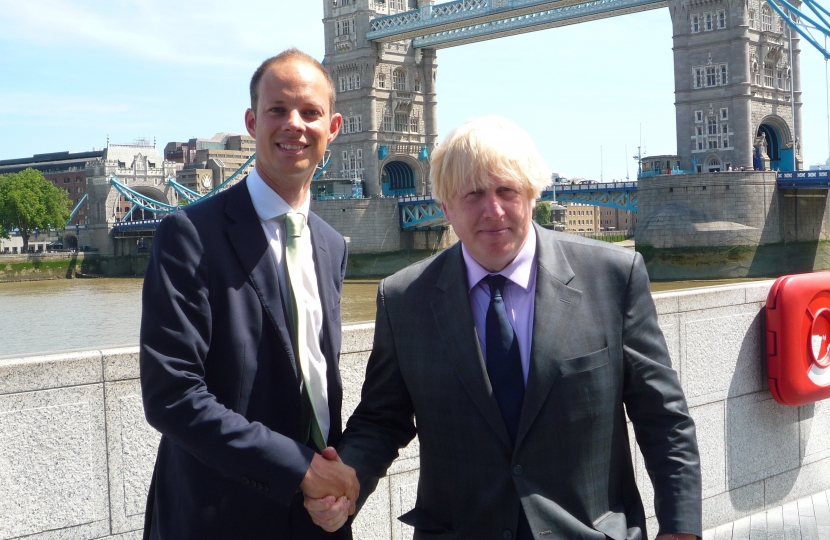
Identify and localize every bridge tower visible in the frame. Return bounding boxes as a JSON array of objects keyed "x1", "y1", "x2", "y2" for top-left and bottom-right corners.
[
  {"x1": 322, "y1": 0, "x2": 438, "y2": 197},
  {"x1": 670, "y1": 0, "x2": 803, "y2": 173}
]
